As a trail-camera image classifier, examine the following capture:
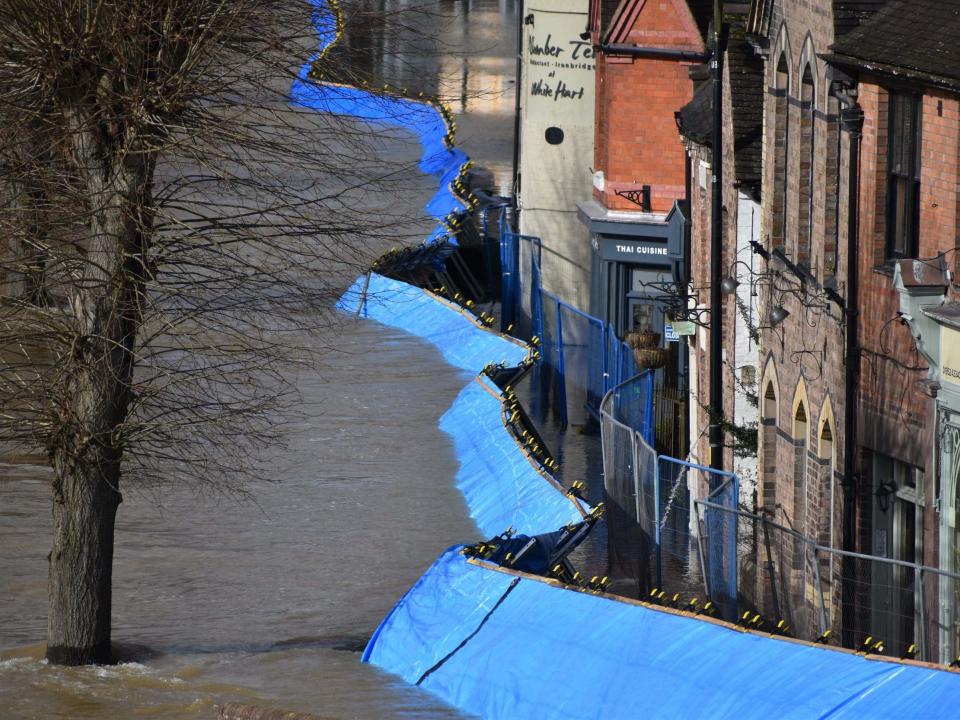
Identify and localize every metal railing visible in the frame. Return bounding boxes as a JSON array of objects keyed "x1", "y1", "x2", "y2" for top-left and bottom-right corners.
[
  {"x1": 599, "y1": 374, "x2": 739, "y2": 613},
  {"x1": 500, "y1": 228, "x2": 638, "y2": 427},
  {"x1": 600, "y1": 382, "x2": 960, "y2": 663},
  {"x1": 693, "y1": 498, "x2": 960, "y2": 664}
]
